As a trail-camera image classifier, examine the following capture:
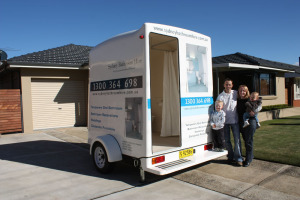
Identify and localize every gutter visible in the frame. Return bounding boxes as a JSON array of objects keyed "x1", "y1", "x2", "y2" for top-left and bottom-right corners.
[
  {"x1": 213, "y1": 63, "x2": 259, "y2": 69},
  {"x1": 213, "y1": 63, "x2": 295, "y2": 72},
  {"x1": 7, "y1": 61, "x2": 90, "y2": 70},
  {"x1": 9, "y1": 64, "x2": 83, "y2": 70},
  {"x1": 8, "y1": 63, "x2": 91, "y2": 70}
]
